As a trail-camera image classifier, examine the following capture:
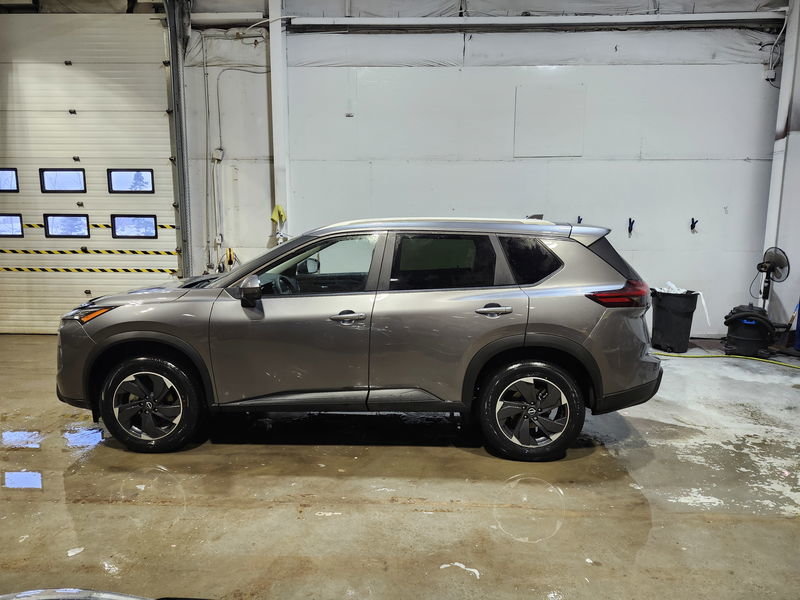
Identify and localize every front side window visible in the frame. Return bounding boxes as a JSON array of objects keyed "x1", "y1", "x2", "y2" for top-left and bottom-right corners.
[
  {"x1": 257, "y1": 234, "x2": 379, "y2": 296},
  {"x1": 390, "y1": 234, "x2": 496, "y2": 291},
  {"x1": 499, "y1": 236, "x2": 562, "y2": 285}
]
